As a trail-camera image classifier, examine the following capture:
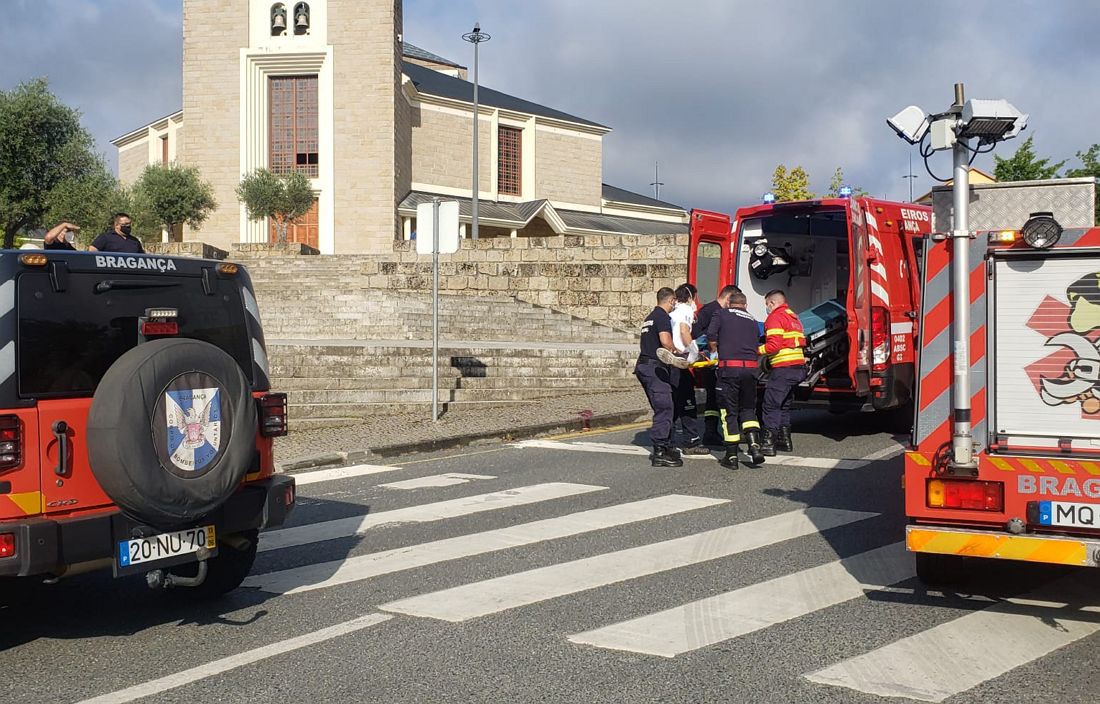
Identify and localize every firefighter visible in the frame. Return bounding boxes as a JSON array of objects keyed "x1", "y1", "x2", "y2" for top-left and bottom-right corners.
[
  {"x1": 693, "y1": 285, "x2": 740, "y2": 444},
  {"x1": 707, "y1": 291, "x2": 765, "y2": 469},
  {"x1": 759, "y1": 289, "x2": 807, "y2": 455},
  {"x1": 635, "y1": 287, "x2": 690, "y2": 467}
]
